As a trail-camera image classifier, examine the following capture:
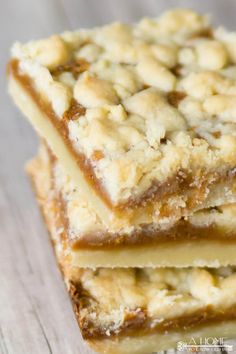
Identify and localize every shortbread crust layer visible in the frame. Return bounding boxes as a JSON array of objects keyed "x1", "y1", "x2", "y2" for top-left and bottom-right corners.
[
  {"x1": 8, "y1": 9, "x2": 236, "y2": 225},
  {"x1": 26, "y1": 146, "x2": 236, "y2": 267}
]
